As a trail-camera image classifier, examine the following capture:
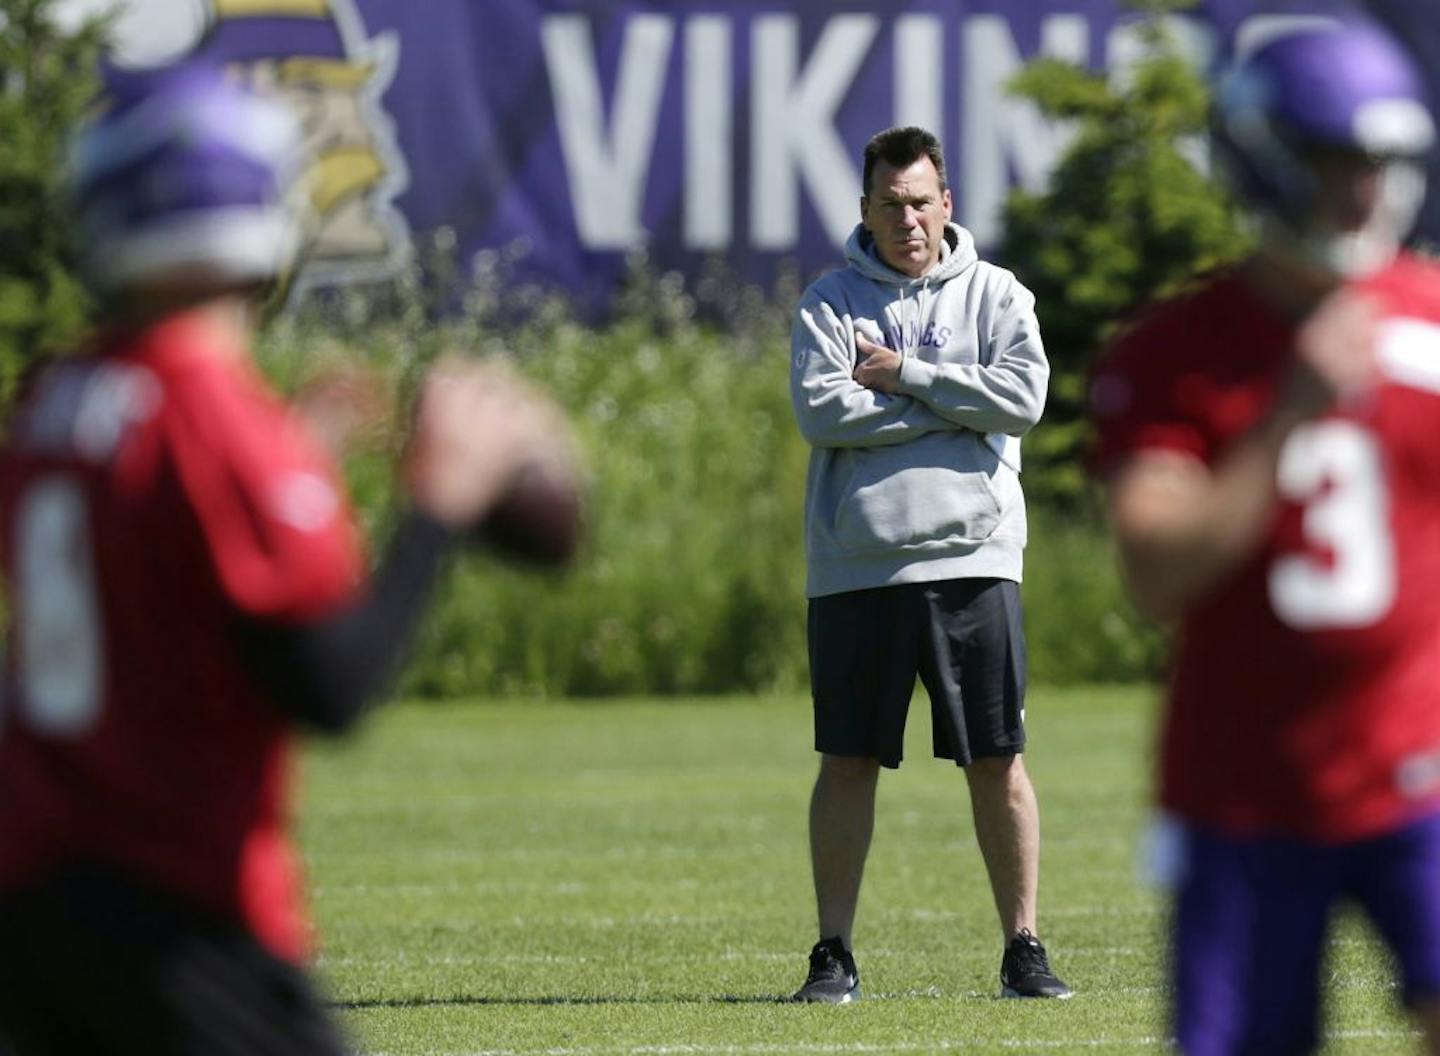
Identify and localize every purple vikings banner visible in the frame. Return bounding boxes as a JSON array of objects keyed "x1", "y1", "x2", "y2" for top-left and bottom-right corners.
[
  {"x1": 1366, "y1": 0, "x2": 1440, "y2": 253},
  {"x1": 56, "y1": 0, "x2": 1429, "y2": 304}
]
